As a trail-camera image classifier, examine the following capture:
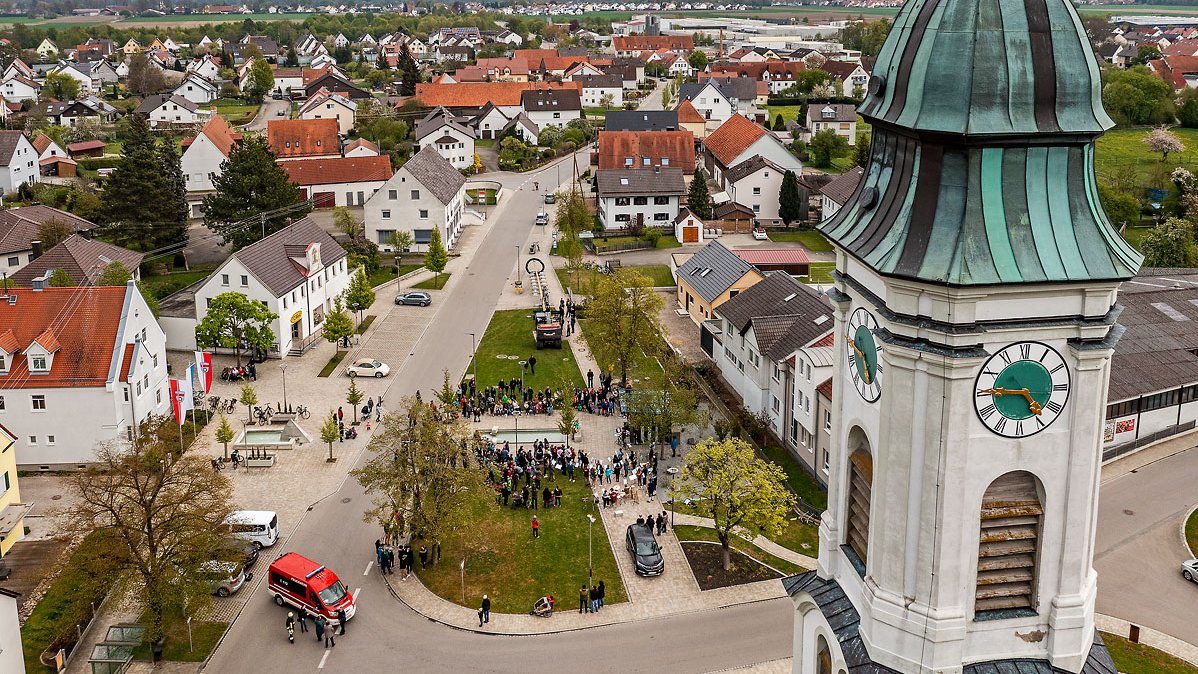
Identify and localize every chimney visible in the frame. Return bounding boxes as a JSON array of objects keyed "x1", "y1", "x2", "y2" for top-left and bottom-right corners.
[
  {"x1": 31, "y1": 274, "x2": 47, "y2": 291},
  {"x1": 30, "y1": 240, "x2": 42, "y2": 261}
]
